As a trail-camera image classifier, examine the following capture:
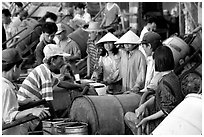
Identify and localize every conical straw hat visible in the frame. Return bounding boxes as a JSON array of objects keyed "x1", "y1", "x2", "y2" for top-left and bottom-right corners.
[
  {"x1": 115, "y1": 30, "x2": 140, "y2": 44},
  {"x1": 96, "y1": 32, "x2": 119, "y2": 45}
]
